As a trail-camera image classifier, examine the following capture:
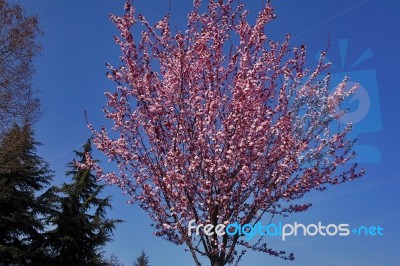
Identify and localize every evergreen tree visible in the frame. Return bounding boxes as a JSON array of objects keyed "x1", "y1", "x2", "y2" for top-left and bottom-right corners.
[
  {"x1": 42, "y1": 139, "x2": 122, "y2": 266},
  {"x1": 103, "y1": 253, "x2": 124, "y2": 266},
  {"x1": 133, "y1": 251, "x2": 150, "y2": 266},
  {"x1": 0, "y1": 125, "x2": 53, "y2": 265}
]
